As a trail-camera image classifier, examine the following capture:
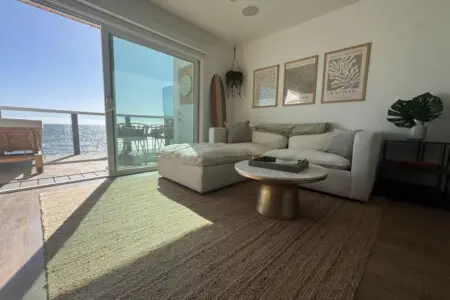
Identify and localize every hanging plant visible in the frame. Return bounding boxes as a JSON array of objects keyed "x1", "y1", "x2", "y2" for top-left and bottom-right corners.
[{"x1": 225, "y1": 45, "x2": 243, "y2": 98}]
